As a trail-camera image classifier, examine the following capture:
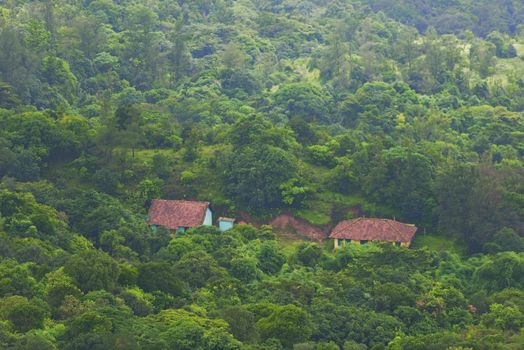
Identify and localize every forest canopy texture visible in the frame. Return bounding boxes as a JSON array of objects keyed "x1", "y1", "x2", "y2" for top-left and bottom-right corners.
[{"x1": 0, "y1": 0, "x2": 523, "y2": 349}]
